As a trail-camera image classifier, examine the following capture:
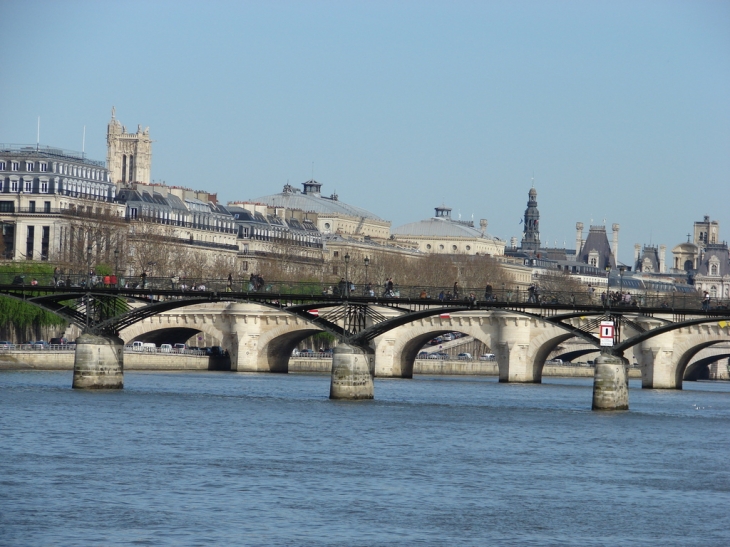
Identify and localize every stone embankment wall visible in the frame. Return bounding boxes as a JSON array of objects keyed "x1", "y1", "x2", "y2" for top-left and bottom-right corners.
[
  {"x1": 0, "y1": 351, "x2": 211, "y2": 371},
  {"x1": 0, "y1": 354, "x2": 676, "y2": 380}
]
